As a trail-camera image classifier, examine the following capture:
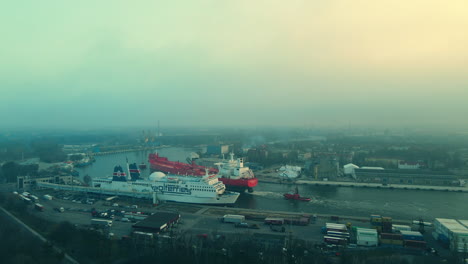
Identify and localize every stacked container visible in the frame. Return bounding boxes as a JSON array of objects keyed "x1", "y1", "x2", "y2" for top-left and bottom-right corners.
[
  {"x1": 370, "y1": 215, "x2": 382, "y2": 232},
  {"x1": 399, "y1": 230, "x2": 425, "y2": 250},
  {"x1": 404, "y1": 240, "x2": 427, "y2": 249},
  {"x1": 382, "y1": 217, "x2": 393, "y2": 233},
  {"x1": 379, "y1": 233, "x2": 404, "y2": 246},
  {"x1": 434, "y1": 218, "x2": 468, "y2": 252},
  {"x1": 392, "y1": 224, "x2": 411, "y2": 232},
  {"x1": 325, "y1": 223, "x2": 348, "y2": 232},
  {"x1": 356, "y1": 228, "x2": 378, "y2": 247},
  {"x1": 400, "y1": 230, "x2": 423, "y2": 240}
]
